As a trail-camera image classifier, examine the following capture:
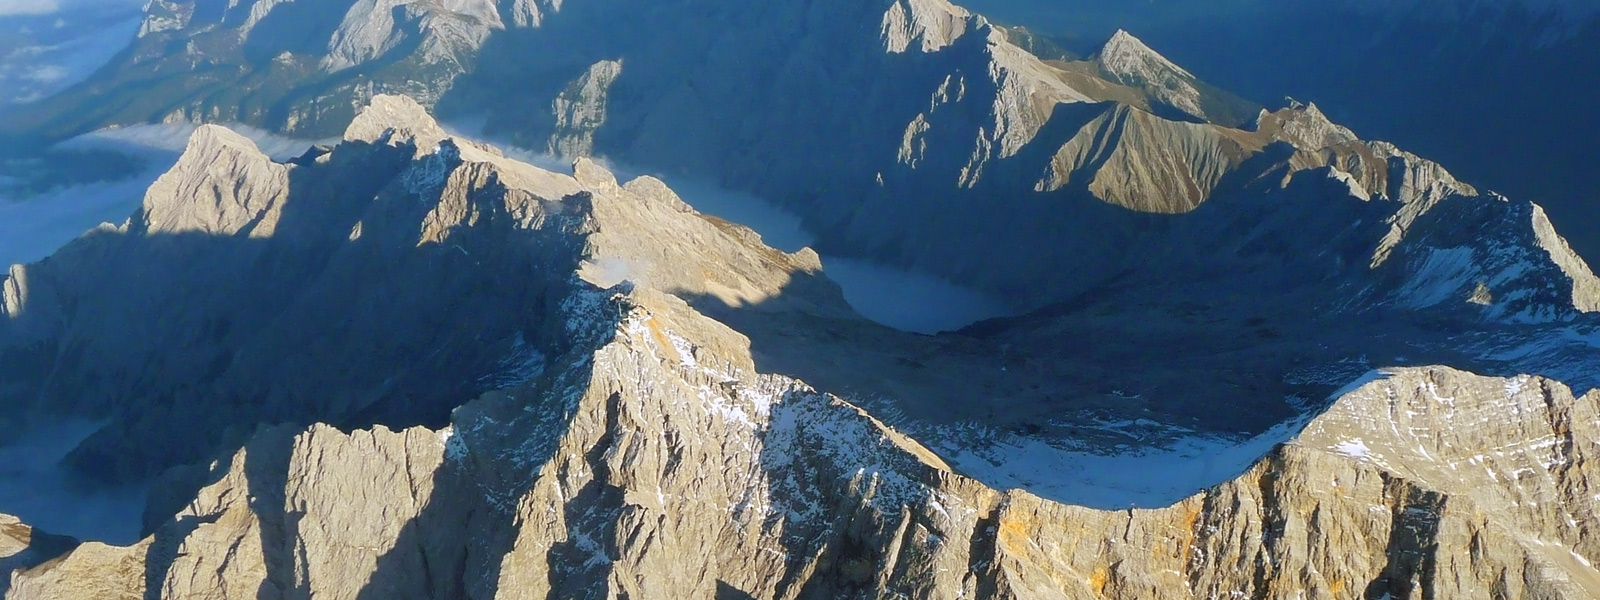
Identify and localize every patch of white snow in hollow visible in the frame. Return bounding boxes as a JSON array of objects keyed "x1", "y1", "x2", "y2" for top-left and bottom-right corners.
[
  {"x1": 1395, "y1": 246, "x2": 1479, "y2": 309},
  {"x1": 1332, "y1": 438, "x2": 1373, "y2": 460},
  {"x1": 943, "y1": 416, "x2": 1309, "y2": 509},
  {"x1": 1329, "y1": 369, "x2": 1394, "y2": 399},
  {"x1": 0, "y1": 419, "x2": 146, "y2": 544}
]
